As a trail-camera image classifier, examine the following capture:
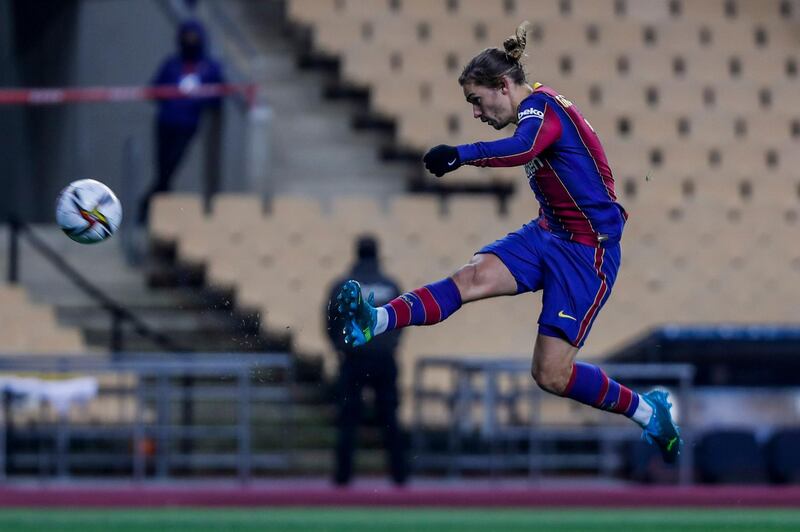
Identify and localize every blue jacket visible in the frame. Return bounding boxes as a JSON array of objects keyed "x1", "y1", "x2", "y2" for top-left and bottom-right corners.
[{"x1": 151, "y1": 19, "x2": 225, "y2": 129}]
